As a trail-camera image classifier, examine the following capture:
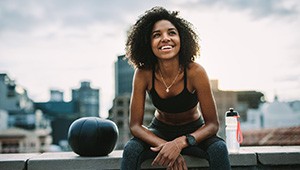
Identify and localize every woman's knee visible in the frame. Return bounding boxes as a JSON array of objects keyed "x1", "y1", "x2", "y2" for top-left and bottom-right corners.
[
  {"x1": 206, "y1": 140, "x2": 231, "y2": 169},
  {"x1": 121, "y1": 139, "x2": 148, "y2": 170},
  {"x1": 123, "y1": 138, "x2": 145, "y2": 158},
  {"x1": 207, "y1": 140, "x2": 229, "y2": 156}
]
